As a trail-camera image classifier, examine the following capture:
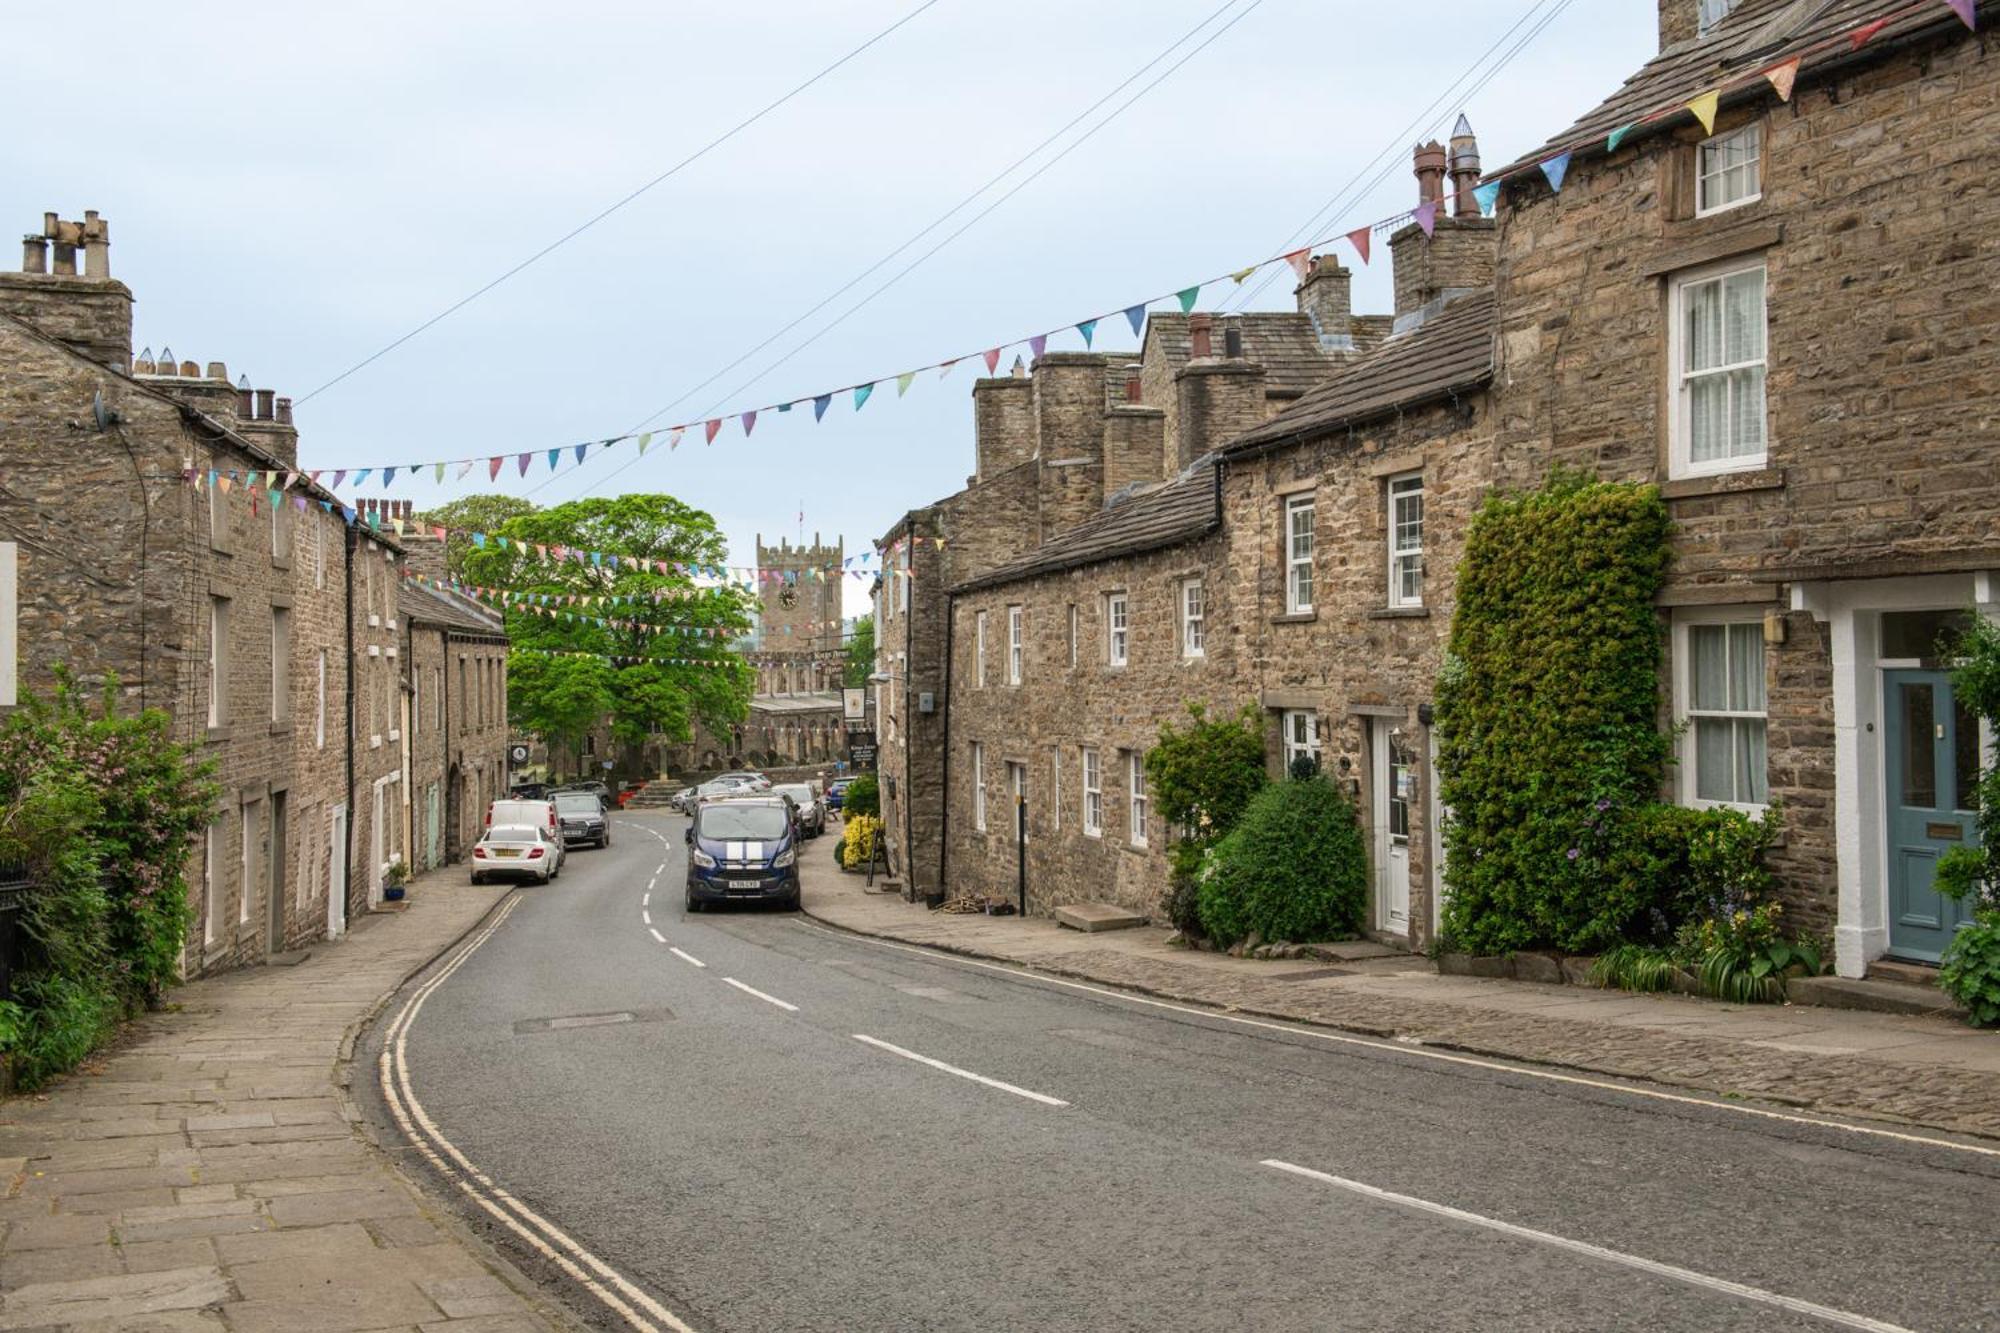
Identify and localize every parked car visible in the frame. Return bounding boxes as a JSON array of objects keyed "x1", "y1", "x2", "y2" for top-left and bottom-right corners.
[
  {"x1": 557, "y1": 780, "x2": 612, "y2": 802},
  {"x1": 471, "y1": 825, "x2": 561, "y2": 885},
  {"x1": 825, "y1": 778, "x2": 854, "y2": 814},
  {"x1": 685, "y1": 797, "x2": 800, "y2": 912},
  {"x1": 508, "y1": 781, "x2": 553, "y2": 800},
  {"x1": 485, "y1": 799, "x2": 565, "y2": 872},
  {"x1": 772, "y1": 783, "x2": 825, "y2": 838},
  {"x1": 715, "y1": 771, "x2": 771, "y2": 792},
  {"x1": 693, "y1": 777, "x2": 754, "y2": 805},
  {"x1": 669, "y1": 786, "x2": 698, "y2": 814},
  {"x1": 553, "y1": 790, "x2": 611, "y2": 849}
]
